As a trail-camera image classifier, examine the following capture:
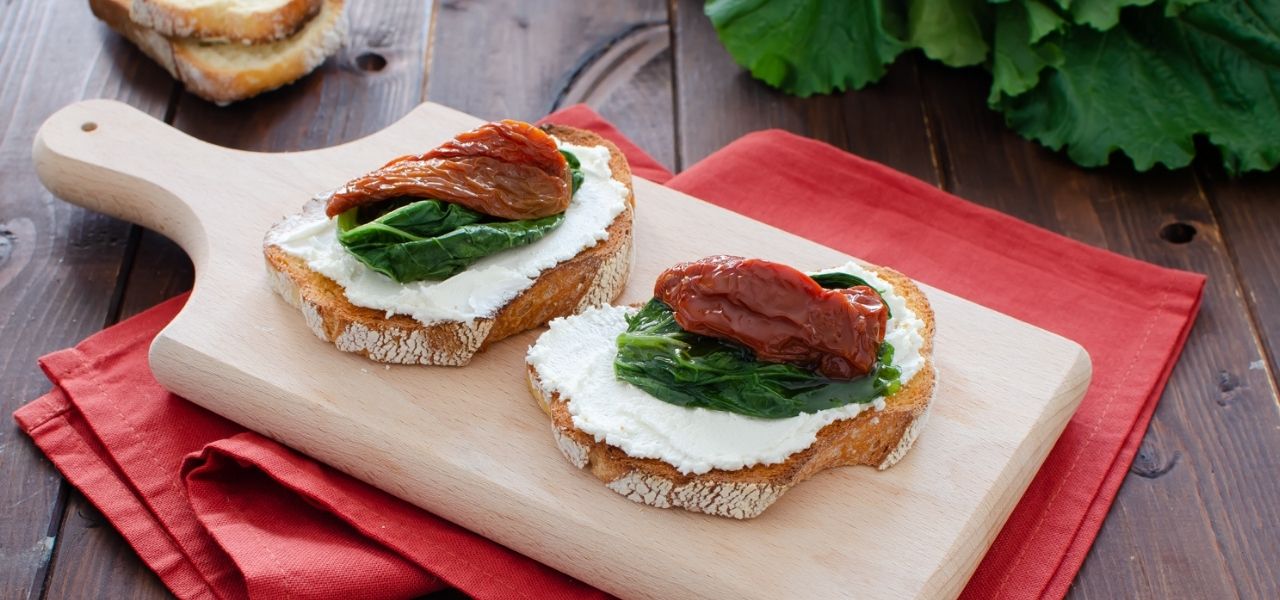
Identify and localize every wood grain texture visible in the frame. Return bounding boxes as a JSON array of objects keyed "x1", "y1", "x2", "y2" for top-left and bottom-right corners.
[
  {"x1": 671, "y1": 0, "x2": 936, "y2": 179},
  {"x1": 33, "y1": 100, "x2": 1088, "y2": 600},
  {"x1": 171, "y1": 0, "x2": 432, "y2": 150},
  {"x1": 428, "y1": 0, "x2": 676, "y2": 171},
  {"x1": 0, "y1": 3, "x2": 176, "y2": 598},
  {"x1": 1204, "y1": 168, "x2": 1280, "y2": 385},
  {"x1": 42, "y1": 494, "x2": 173, "y2": 600},
  {"x1": 912, "y1": 61, "x2": 1280, "y2": 600},
  {"x1": 118, "y1": 230, "x2": 195, "y2": 318}
]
